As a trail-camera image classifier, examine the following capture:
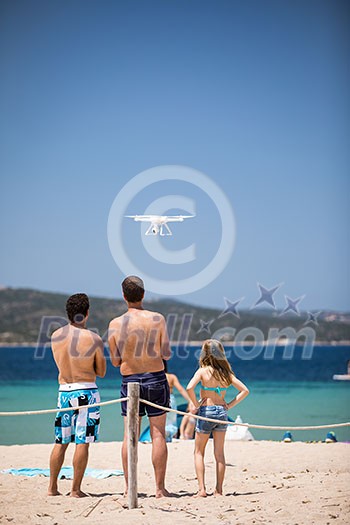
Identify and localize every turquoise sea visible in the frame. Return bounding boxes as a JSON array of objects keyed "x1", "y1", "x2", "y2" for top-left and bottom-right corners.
[{"x1": 0, "y1": 346, "x2": 349, "y2": 445}]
